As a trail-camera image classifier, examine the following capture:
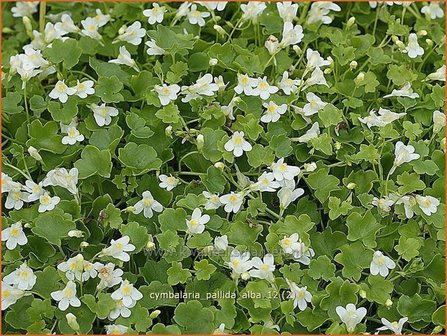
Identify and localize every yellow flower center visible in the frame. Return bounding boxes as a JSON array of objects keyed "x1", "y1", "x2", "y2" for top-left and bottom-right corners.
[
  {"x1": 2, "y1": 289, "x2": 10, "y2": 298},
  {"x1": 78, "y1": 83, "x2": 86, "y2": 90},
  {"x1": 12, "y1": 191, "x2": 22, "y2": 200},
  {"x1": 229, "y1": 195, "x2": 237, "y2": 203},
  {"x1": 166, "y1": 176, "x2": 175, "y2": 184},
  {"x1": 115, "y1": 242, "x2": 123, "y2": 250},
  {"x1": 376, "y1": 256, "x2": 385, "y2": 265},
  {"x1": 10, "y1": 228, "x2": 19, "y2": 236},
  {"x1": 233, "y1": 136, "x2": 243, "y2": 145},
  {"x1": 241, "y1": 77, "x2": 249, "y2": 85},
  {"x1": 143, "y1": 198, "x2": 153, "y2": 207},
  {"x1": 261, "y1": 264, "x2": 270, "y2": 272},
  {"x1": 279, "y1": 163, "x2": 288, "y2": 172},
  {"x1": 259, "y1": 82, "x2": 268, "y2": 90},
  {"x1": 424, "y1": 199, "x2": 432, "y2": 207},
  {"x1": 267, "y1": 105, "x2": 277, "y2": 113},
  {"x1": 162, "y1": 88, "x2": 170, "y2": 95},
  {"x1": 122, "y1": 286, "x2": 132, "y2": 295},
  {"x1": 297, "y1": 291, "x2": 305, "y2": 299},
  {"x1": 32, "y1": 185, "x2": 40, "y2": 192},
  {"x1": 63, "y1": 288, "x2": 73, "y2": 297},
  {"x1": 283, "y1": 238, "x2": 291, "y2": 246},
  {"x1": 19, "y1": 271, "x2": 29, "y2": 279},
  {"x1": 68, "y1": 129, "x2": 77, "y2": 137},
  {"x1": 232, "y1": 260, "x2": 240, "y2": 267},
  {"x1": 41, "y1": 195, "x2": 51, "y2": 205}
]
